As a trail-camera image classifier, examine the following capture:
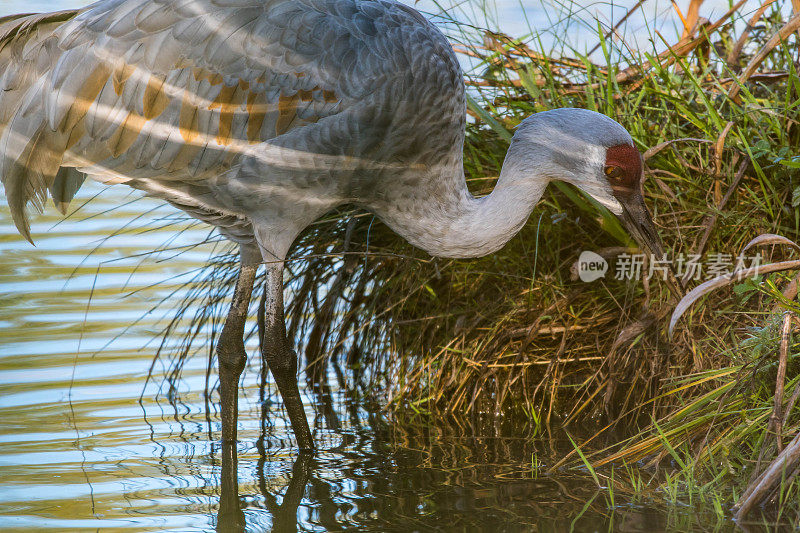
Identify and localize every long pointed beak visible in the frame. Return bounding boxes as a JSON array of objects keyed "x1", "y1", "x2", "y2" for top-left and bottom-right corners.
[
  {"x1": 618, "y1": 191, "x2": 664, "y2": 258},
  {"x1": 617, "y1": 189, "x2": 685, "y2": 298}
]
